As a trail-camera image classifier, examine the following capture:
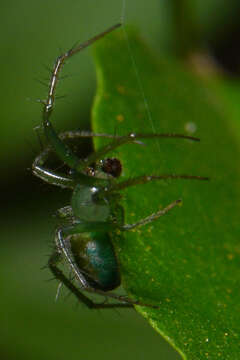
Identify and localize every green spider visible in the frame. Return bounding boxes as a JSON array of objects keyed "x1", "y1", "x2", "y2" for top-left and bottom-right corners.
[{"x1": 32, "y1": 23, "x2": 208, "y2": 309}]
